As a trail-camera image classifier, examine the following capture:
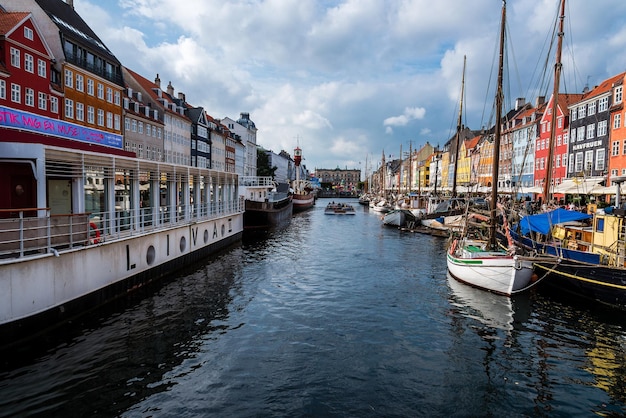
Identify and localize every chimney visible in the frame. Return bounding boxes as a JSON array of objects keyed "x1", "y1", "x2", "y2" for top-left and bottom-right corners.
[
  {"x1": 166, "y1": 81, "x2": 174, "y2": 97},
  {"x1": 66, "y1": 0, "x2": 74, "y2": 8},
  {"x1": 536, "y1": 96, "x2": 545, "y2": 107},
  {"x1": 515, "y1": 97, "x2": 526, "y2": 110},
  {"x1": 154, "y1": 74, "x2": 161, "y2": 88}
]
